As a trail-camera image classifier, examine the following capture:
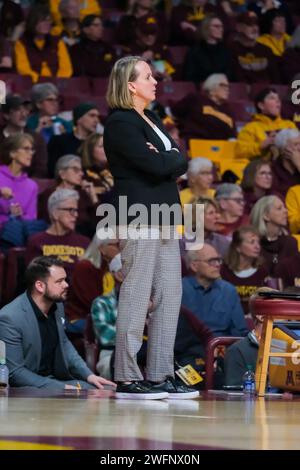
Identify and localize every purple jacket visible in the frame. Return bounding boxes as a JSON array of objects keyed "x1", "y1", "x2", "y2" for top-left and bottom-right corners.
[{"x1": 0, "y1": 165, "x2": 38, "y2": 224}]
